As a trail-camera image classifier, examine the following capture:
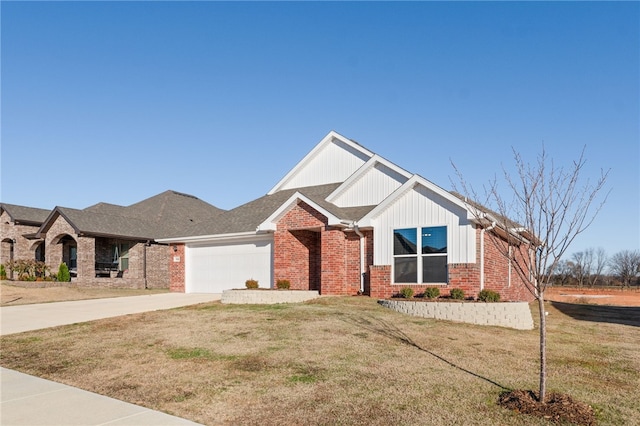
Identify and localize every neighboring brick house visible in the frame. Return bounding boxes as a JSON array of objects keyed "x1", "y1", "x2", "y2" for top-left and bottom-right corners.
[
  {"x1": 1, "y1": 204, "x2": 51, "y2": 279},
  {"x1": 1, "y1": 191, "x2": 224, "y2": 289},
  {"x1": 159, "y1": 131, "x2": 535, "y2": 301}
]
